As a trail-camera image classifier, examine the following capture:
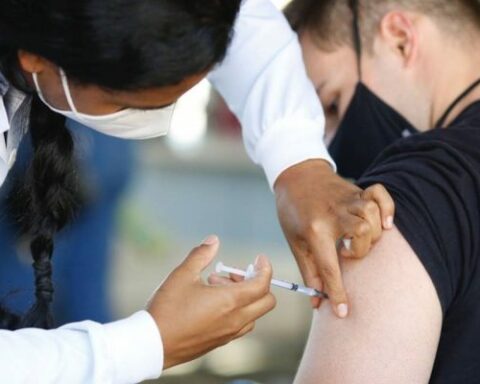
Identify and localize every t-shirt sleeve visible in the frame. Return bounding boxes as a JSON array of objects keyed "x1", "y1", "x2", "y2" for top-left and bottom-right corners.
[{"x1": 358, "y1": 134, "x2": 480, "y2": 315}]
